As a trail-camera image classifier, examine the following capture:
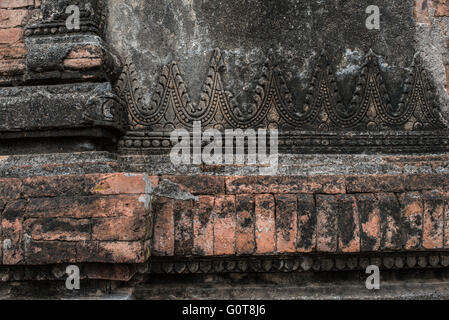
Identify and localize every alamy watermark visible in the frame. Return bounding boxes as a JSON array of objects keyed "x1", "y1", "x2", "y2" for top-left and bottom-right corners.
[
  {"x1": 66, "y1": 5, "x2": 80, "y2": 30},
  {"x1": 170, "y1": 121, "x2": 279, "y2": 175},
  {"x1": 365, "y1": 265, "x2": 380, "y2": 290},
  {"x1": 65, "y1": 265, "x2": 80, "y2": 290},
  {"x1": 366, "y1": 5, "x2": 380, "y2": 30}
]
